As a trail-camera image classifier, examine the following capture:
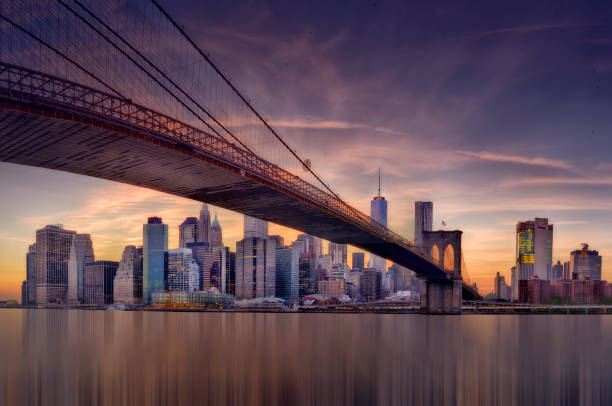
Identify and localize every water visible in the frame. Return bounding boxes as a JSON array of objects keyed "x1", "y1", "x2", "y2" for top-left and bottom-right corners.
[{"x1": 1, "y1": 309, "x2": 611, "y2": 405}]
